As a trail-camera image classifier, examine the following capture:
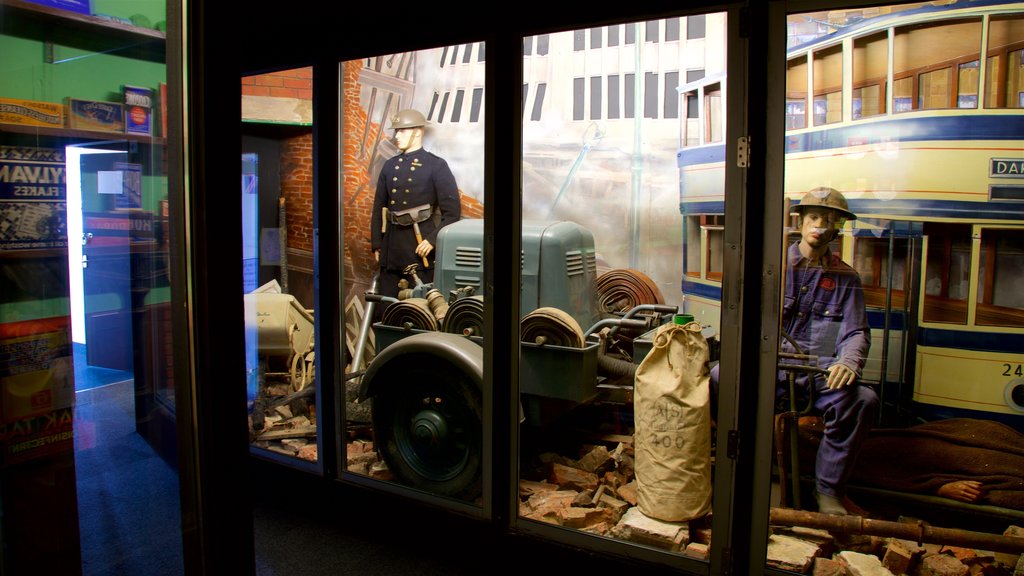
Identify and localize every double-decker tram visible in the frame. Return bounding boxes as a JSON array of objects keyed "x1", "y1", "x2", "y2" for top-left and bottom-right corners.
[{"x1": 680, "y1": 1, "x2": 1024, "y2": 528}]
